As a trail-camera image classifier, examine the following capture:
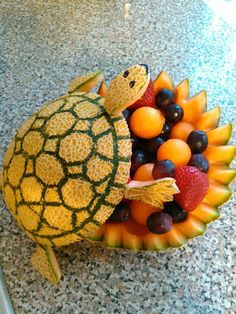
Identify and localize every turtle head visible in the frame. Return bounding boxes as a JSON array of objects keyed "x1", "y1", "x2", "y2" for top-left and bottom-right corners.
[{"x1": 104, "y1": 64, "x2": 150, "y2": 116}]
